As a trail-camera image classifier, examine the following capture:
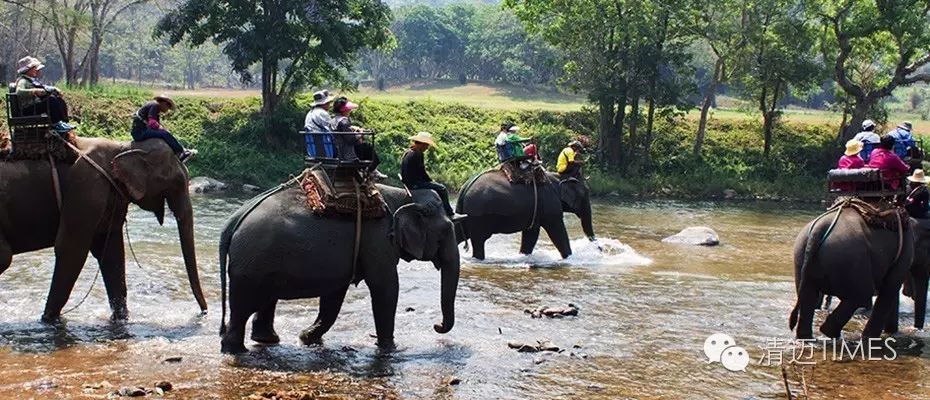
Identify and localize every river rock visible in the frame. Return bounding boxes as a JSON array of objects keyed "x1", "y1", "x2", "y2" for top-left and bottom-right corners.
[
  {"x1": 241, "y1": 184, "x2": 261, "y2": 192},
  {"x1": 154, "y1": 381, "x2": 173, "y2": 392},
  {"x1": 117, "y1": 386, "x2": 147, "y2": 397},
  {"x1": 662, "y1": 226, "x2": 720, "y2": 246},
  {"x1": 525, "y1": 304, "x2": 579, "y2": 319},
  {"x1": 508, "y1": 340, "x2": 561, "y2": 353},
  {"x1": 723, "y1": 189, "x2": 737, "y2": 199},
  {"x1": 189, "y1": 176, "x2": 227, "y2": 193}
]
